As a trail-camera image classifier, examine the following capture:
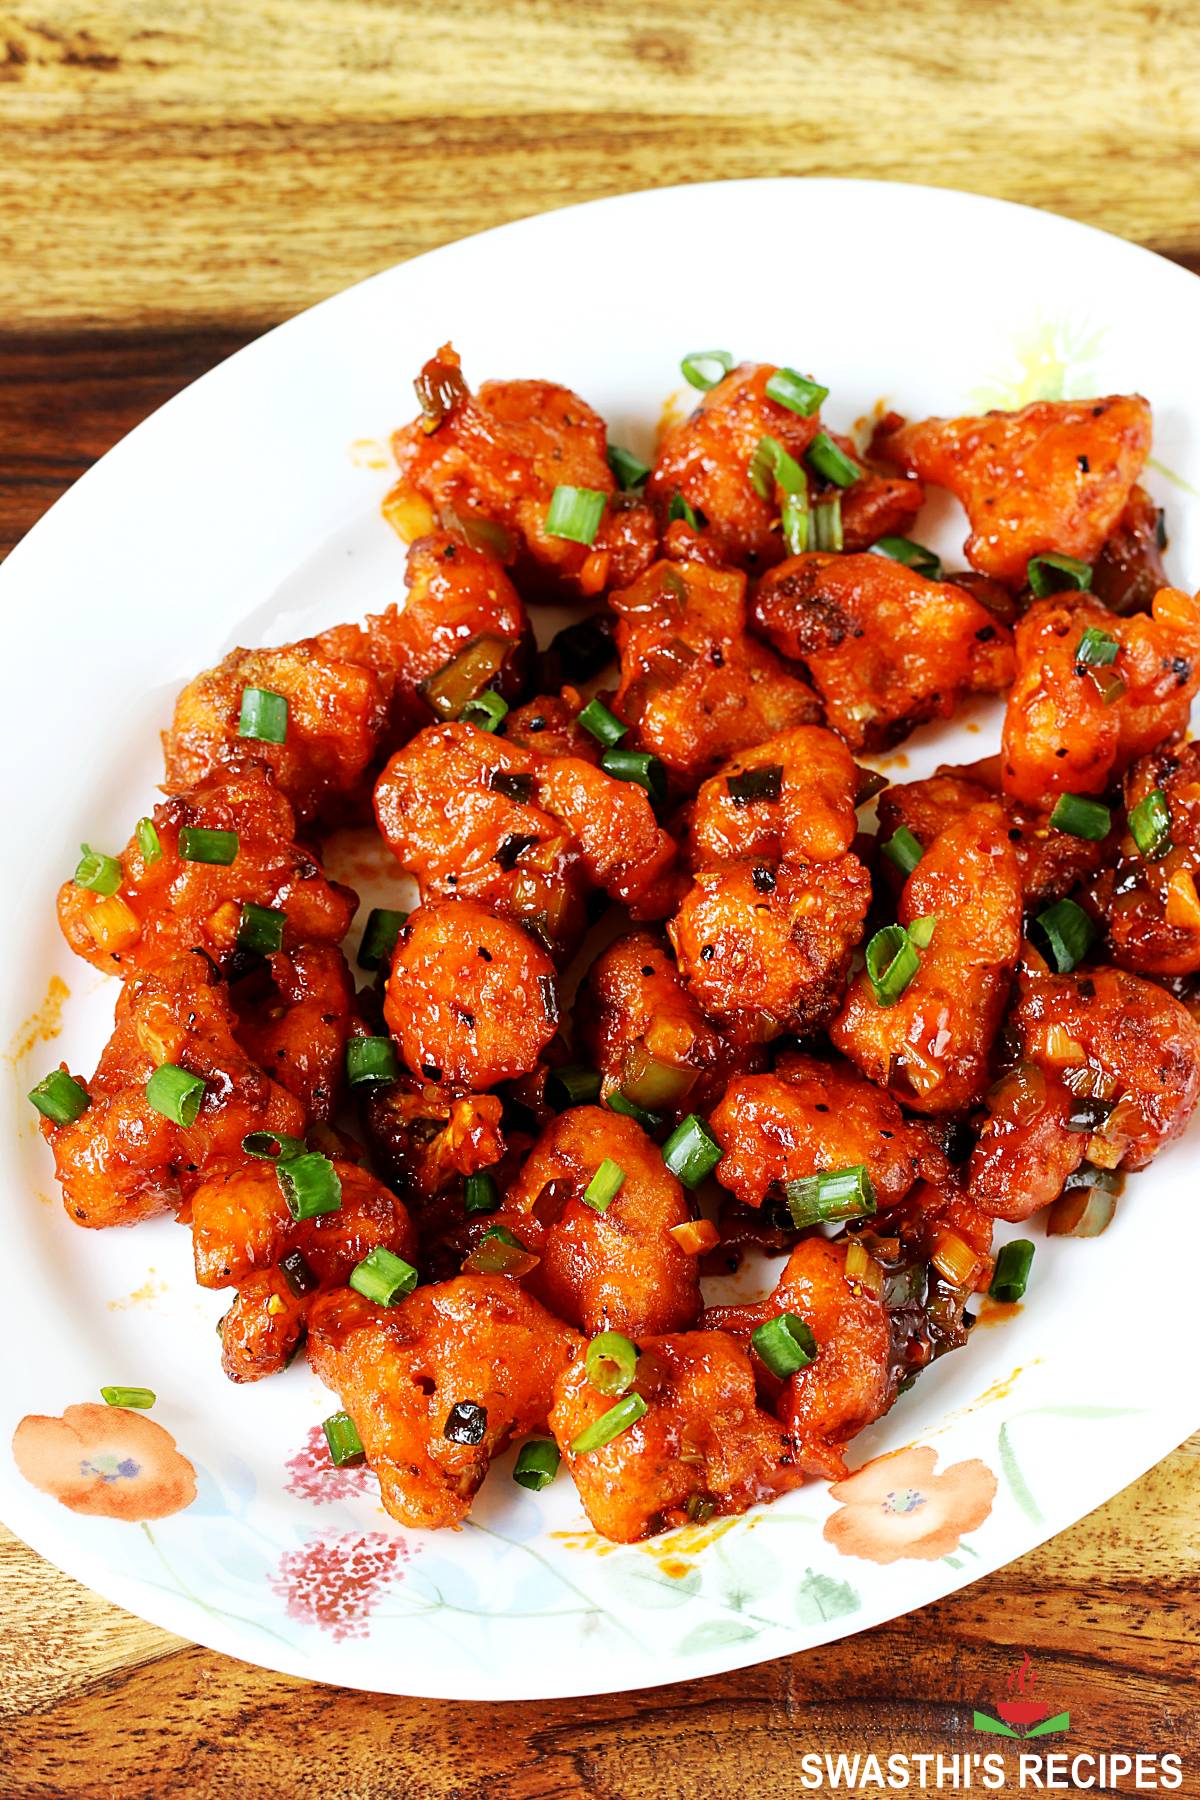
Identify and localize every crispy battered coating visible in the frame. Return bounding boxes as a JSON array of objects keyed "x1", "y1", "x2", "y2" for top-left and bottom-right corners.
[
  {"x1": 384, "y1": 899, "x2": 558, "y2": 1090},
  {"x1": 833, "y1": 806, "x2": 1022, "y2": 1114},
  {"x1": 970, "y1": 962, "x2": 1200, "y2": 1219},
  {"x1": 704, "y1": 1237, "x2": 894, "y2": 1480},
  {"x1": 669, "y1": 855, "x2": 871, "y2": 1042},
  {"x1": 887, "y1": 396, "x2": 1152, "y2": 585},
  {"x1": 534, "y1": 753, "x2": 677, "y2": 916},
  {"x1": 192, "y1": 1160, "x2": 416, "y2": 1382},
  {"x1": 549, "y1": 1330, "x2": 803, "y2": 1542},
  {"x1": 498, "y1": 1106, "x2": 699, "y2": 1336},
  {"x1": 307, "y1": 1277, "x2": 582, "y2": 1529},
  {"x1": 685, "y1": 726, "x2": 862, "y2": 867},
  {"x1": 388, "y1": 345, "x2": 657, "y2": 600},
  {"x1": 57, "y1": 765, "x2": 357, "y2": 979},
  {"x1": 709, "y1": 1052, "x2": 925, "y2": 1211},
  {"x1": 40, "y1": 954, "x2": 305, "y2": 1228},
  {"x1": 610, "y1": 558, "x2": 821, "y2": 784},
  {"x1": 359, "y1": 1075, "x2": 506, "y2": 1202},
  {"x1": 231, "y1": 945, "x2": 355, "y2": 1122},
  {"x1": 505, "y1": 691, "x2": 601, "y2": 762},
  {"x1": 1096, "y1": 742, "x2": 1200, "y2": 976},
  {"x1": 751, "y1": 553, "x2": 1014, "y2": 751},
  {"x1": 1000, "y1": 588, "x2": 1200, "y2": 806},
  {"x1": 577, "y1": 930, "x2": 760, "y2": 1121}
]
